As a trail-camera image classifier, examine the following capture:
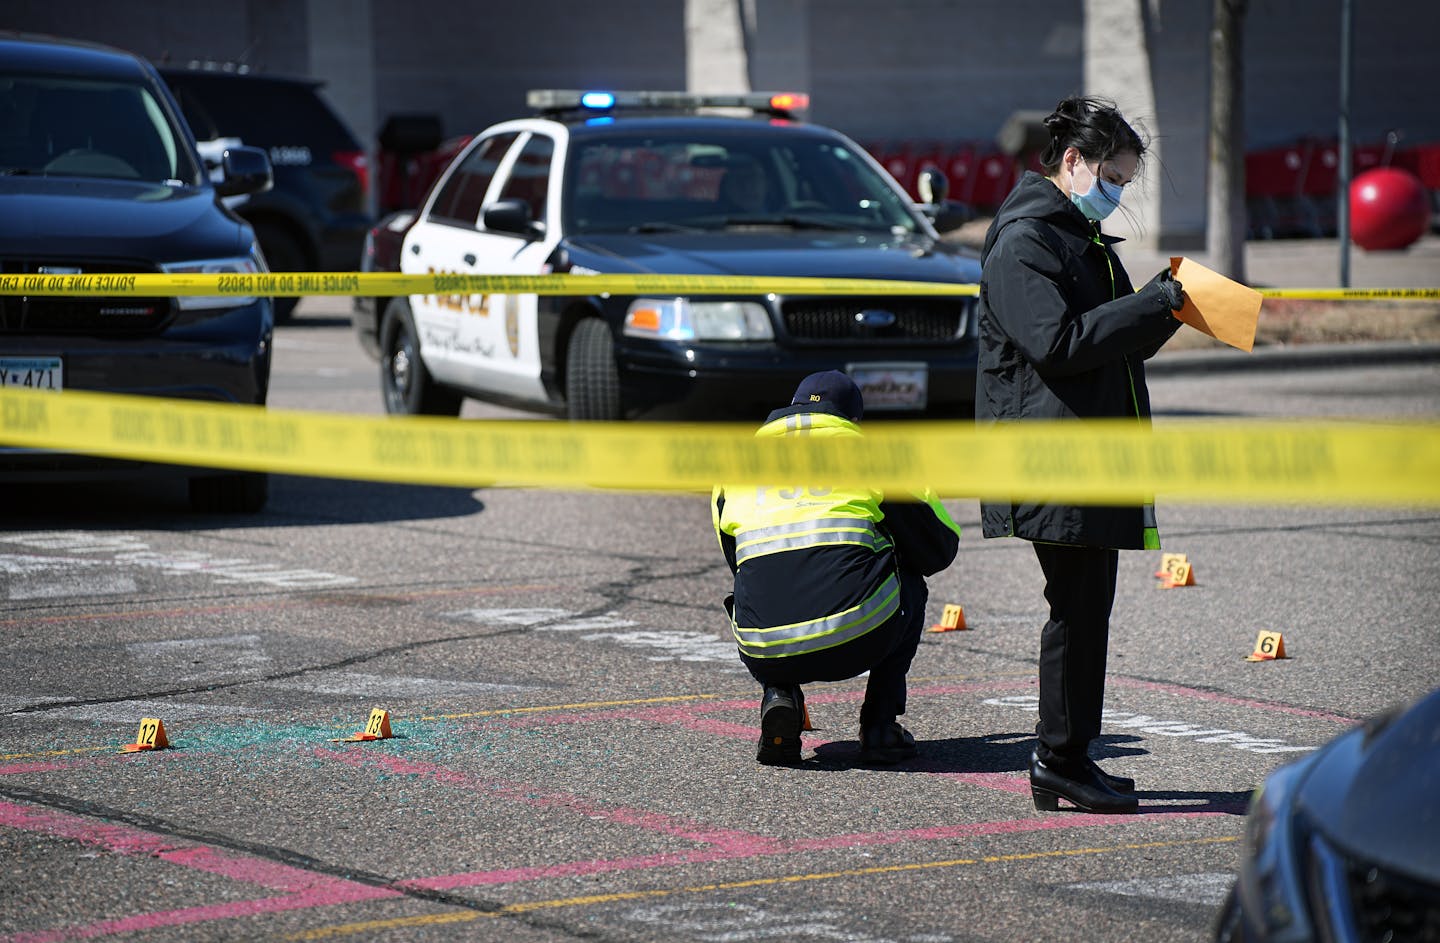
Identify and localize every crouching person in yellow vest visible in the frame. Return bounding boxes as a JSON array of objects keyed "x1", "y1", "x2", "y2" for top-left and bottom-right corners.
[{"x1": 713, "y1": 371, "x2": 961, "y2": 766}]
